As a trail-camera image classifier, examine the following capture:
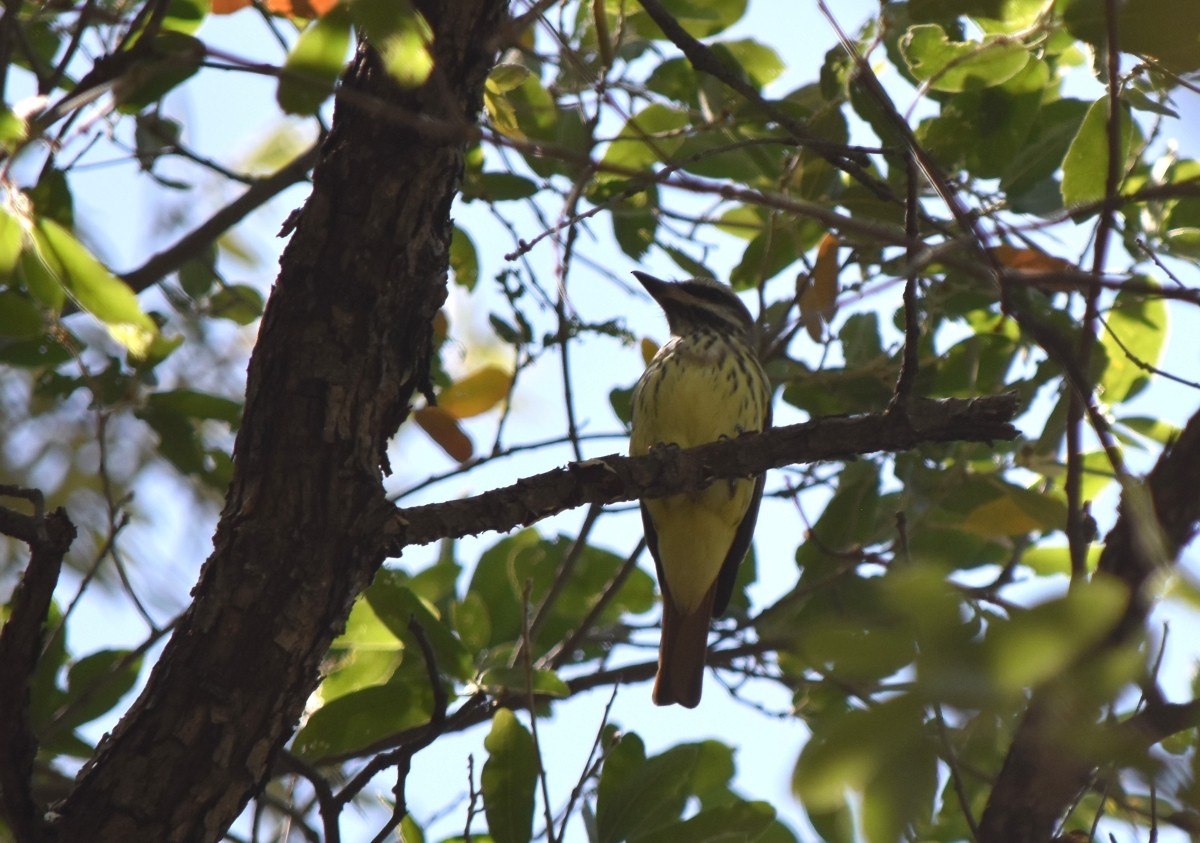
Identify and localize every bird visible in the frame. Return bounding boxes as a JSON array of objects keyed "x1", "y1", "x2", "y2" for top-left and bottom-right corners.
[{"x1": 628, "y1": 271, "x2": 772, "y2": 707}]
